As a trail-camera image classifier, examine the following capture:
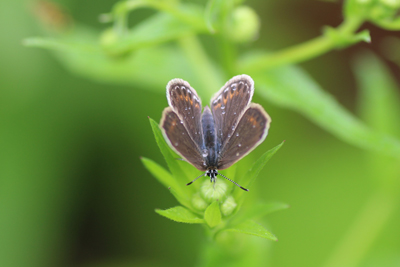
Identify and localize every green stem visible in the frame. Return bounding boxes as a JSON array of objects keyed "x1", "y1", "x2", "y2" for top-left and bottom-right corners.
[
  {"x1": 217, "y1": 36, "x2": 237, "y2": 77},
  {"x1": 238, "y1": 17, "x2": 364, "y2": 73},
  {"x1": 114, "y1": 1, "x2": 207, "y2": 31},
  {"x1": 322, "y1": 187, "x2": 399, "y2": 267},
  {"x1": 178, "y1": 34, "x2": 223, "y2": 100}
]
